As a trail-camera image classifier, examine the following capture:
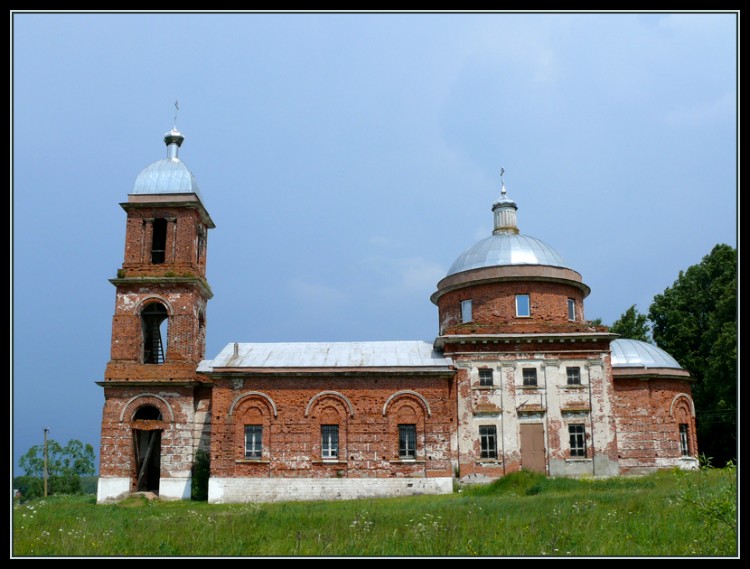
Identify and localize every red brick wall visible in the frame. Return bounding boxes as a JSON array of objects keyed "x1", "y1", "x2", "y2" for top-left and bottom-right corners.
[
  {"x1": 612, "y1": 377, "x2": 697, "y2": 473},
  {"x1": 108, "y1": 283, "x2": 208, "y2": 365},
  {"x1": 209, "y1": 373, "x2": 456, "y2": 480},
  {"x1": 98, "y1": 386, "x2": 201, "y2": 481},
  {"x1": 437, "y1": 281, "x2": 587, "y2": 335},
  {"x1": 121, "y1": 206, "x2": 208, "y2": 278}
]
